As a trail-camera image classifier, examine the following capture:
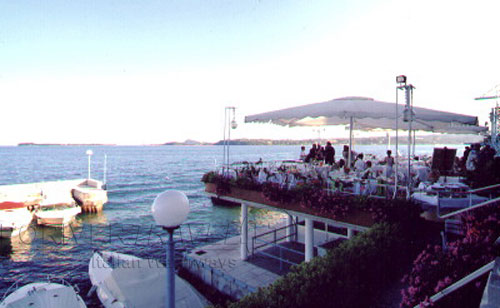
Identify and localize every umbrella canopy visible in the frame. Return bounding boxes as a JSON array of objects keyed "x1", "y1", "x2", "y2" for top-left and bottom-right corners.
[{"x1": 245, "y1": 96, "x2": 486, "y2": 134}]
